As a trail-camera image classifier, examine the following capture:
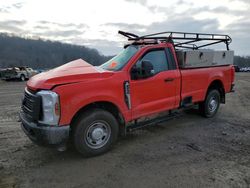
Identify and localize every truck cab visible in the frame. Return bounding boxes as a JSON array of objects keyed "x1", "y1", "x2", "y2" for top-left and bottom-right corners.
[{"x1": 20, "y1": 31, "x2": 235, "y2": 157}]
